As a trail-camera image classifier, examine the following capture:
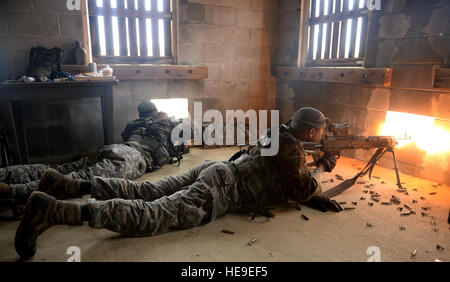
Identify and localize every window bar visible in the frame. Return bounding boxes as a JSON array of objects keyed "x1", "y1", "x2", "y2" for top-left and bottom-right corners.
[
  {"x1": 135, "y1": 18, "x2": 141, "y2": 56},
  {"x1": 103, "y1": 0, "x2": 115, "y2": 56},
  {"x1": 317, "y1": 0, "x2": 323, "y2": 17},
  {"x1": 348, "y1": 19, "x2": 358, "y2": 58},
  {"x1": 117, "y1": 0, "x2": 128, "y2": 56},
  {"x1": 353, "y1": 16, "x2": 362, "y2": 58},
  {"x1": 330, "y1": 21, "x2": 339, "y2": 58},
  {"x1": 316, "y1": 24, "x2": 323, "y2": 60},
  {"x1": 335, "y1": 0, "x2": 342, "y2": 14},
  {"x1": 89, "y1": 12, "x2": 100, "y2": 56},
  {"x1": 126, "y1": 18, "x2": 131, "y2": 56},
  {"x1": 329, "y1": 0, "x2": 341, "y2": 58},
  {"x1": 338, "y1": 20, "x2": 347, "y2": 58},
  {"x1": 127, "y1": 0, "x2": 139, "y2": 57},
  {"x1": 310, "y1": 0, "x2": 317, "y2": 18},
  {"x1": 308, "y1": 26, "x2": 315, "y2": 59},
  {"x1": 358, "y1": 15, "x2": 368, "y2": 58},
  {"x1": 338, "y1": 0, "x2": 349, "y2": 58},
  {"x1": 308, "y1": 0, "x2": 317, "y2": 59},
  {"x1": 145, "y1": 19, "x2": 153, "y2": 56},
  {"x1": 138, "y1": 0, "x2": 148, "y2": 56},
  {"x1": 323, "y1": 0, "x2": 332, "y2": 59},
  {"x1": 163, "y1": 0, "x2": 172, "y2": 57},
  {"x1": 151, "y1": 0, "x2": 161, "y2": 57}
]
